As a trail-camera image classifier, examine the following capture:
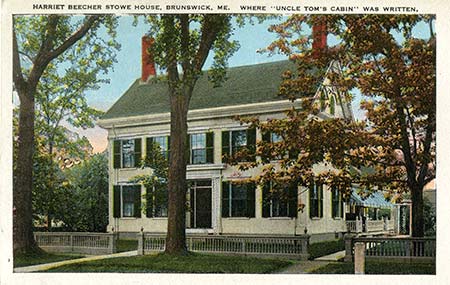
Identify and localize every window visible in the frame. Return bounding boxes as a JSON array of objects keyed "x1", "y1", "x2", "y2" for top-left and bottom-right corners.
[
  {"x1": 113, "y1": 185, "x2": 141, "y2": 218},
  {"x1": 222, "y1": 129, "x2": 256, "y2": 162},
  {"x1": 309, "y1": 182, "x2": 323, "y2": 218},
  {"x1": 188, "y1": 133, "x2": 214, "y2": 164},
  {"x1": 145, "y1": 183, "x2": 168, "y2": 218},
  {"x1": 262, "y1": 182, "x2": 298, "y2": 218},
  {"x1": 222, "y1": 182, "x2": 255, "y2": 218},
  {"x1": 147, "y1": 136, "x2": 170, "y2": 161},
  {"x1": 262, "y1": 131, "x2": 284, "y2": 159},
  {"x1": 113, "y1": 139, "x2": 142, "y2": 168},
  {"x1": 331, "y1": 186, "x2": 344, "y2": 218}
]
